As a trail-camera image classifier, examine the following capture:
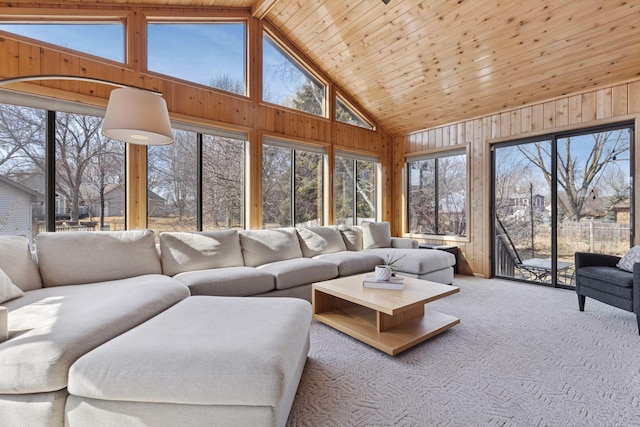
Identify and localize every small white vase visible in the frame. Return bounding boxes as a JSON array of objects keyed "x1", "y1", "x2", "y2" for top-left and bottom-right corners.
[{"x1": 375, "y1": 265, "x2": 392, "y2": 281}]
